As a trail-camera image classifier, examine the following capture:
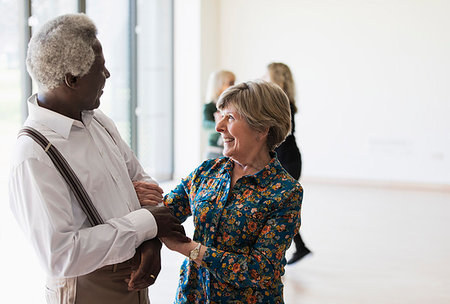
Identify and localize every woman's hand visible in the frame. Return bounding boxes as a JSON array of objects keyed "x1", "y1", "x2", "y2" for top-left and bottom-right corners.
[
  {"x1": 160, "y1": 238, "x2": 206, "y2": 265},
  {"x1": 133, "y1": 181, "x2": 164, "y2": 206},
  {"x1": 160, "y1": 238, "x2": 196, "y2": 257}
]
